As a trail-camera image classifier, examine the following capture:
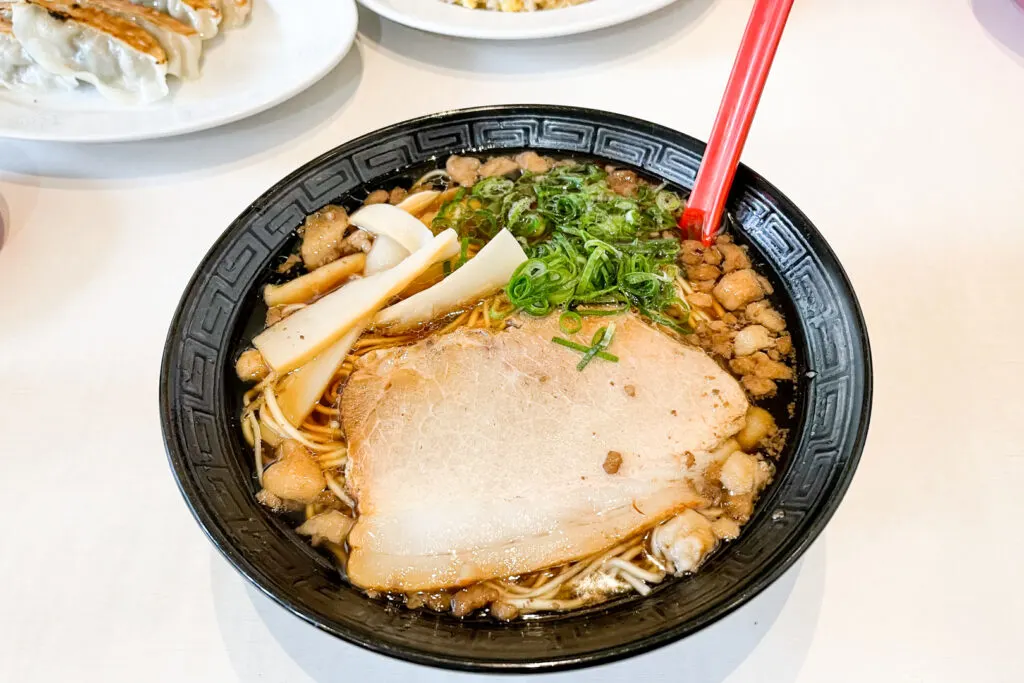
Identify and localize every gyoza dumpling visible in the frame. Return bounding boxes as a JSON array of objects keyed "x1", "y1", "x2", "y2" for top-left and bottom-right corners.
[
  {"x1": 219, "y1": 0, "x2": 251, "y2": 29},
  {"x1": 78, "y1": 0, "x2": 202, "y2": 79},
  {"x1": 12, "y1": 0, "x2": 169, "y2": 104},
  {"x1": 128, "y1": 0, "x2": 221, "y2": 40},
  {"x1": 0, "y1": 7, "x2": 77, "y2": 92}
]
